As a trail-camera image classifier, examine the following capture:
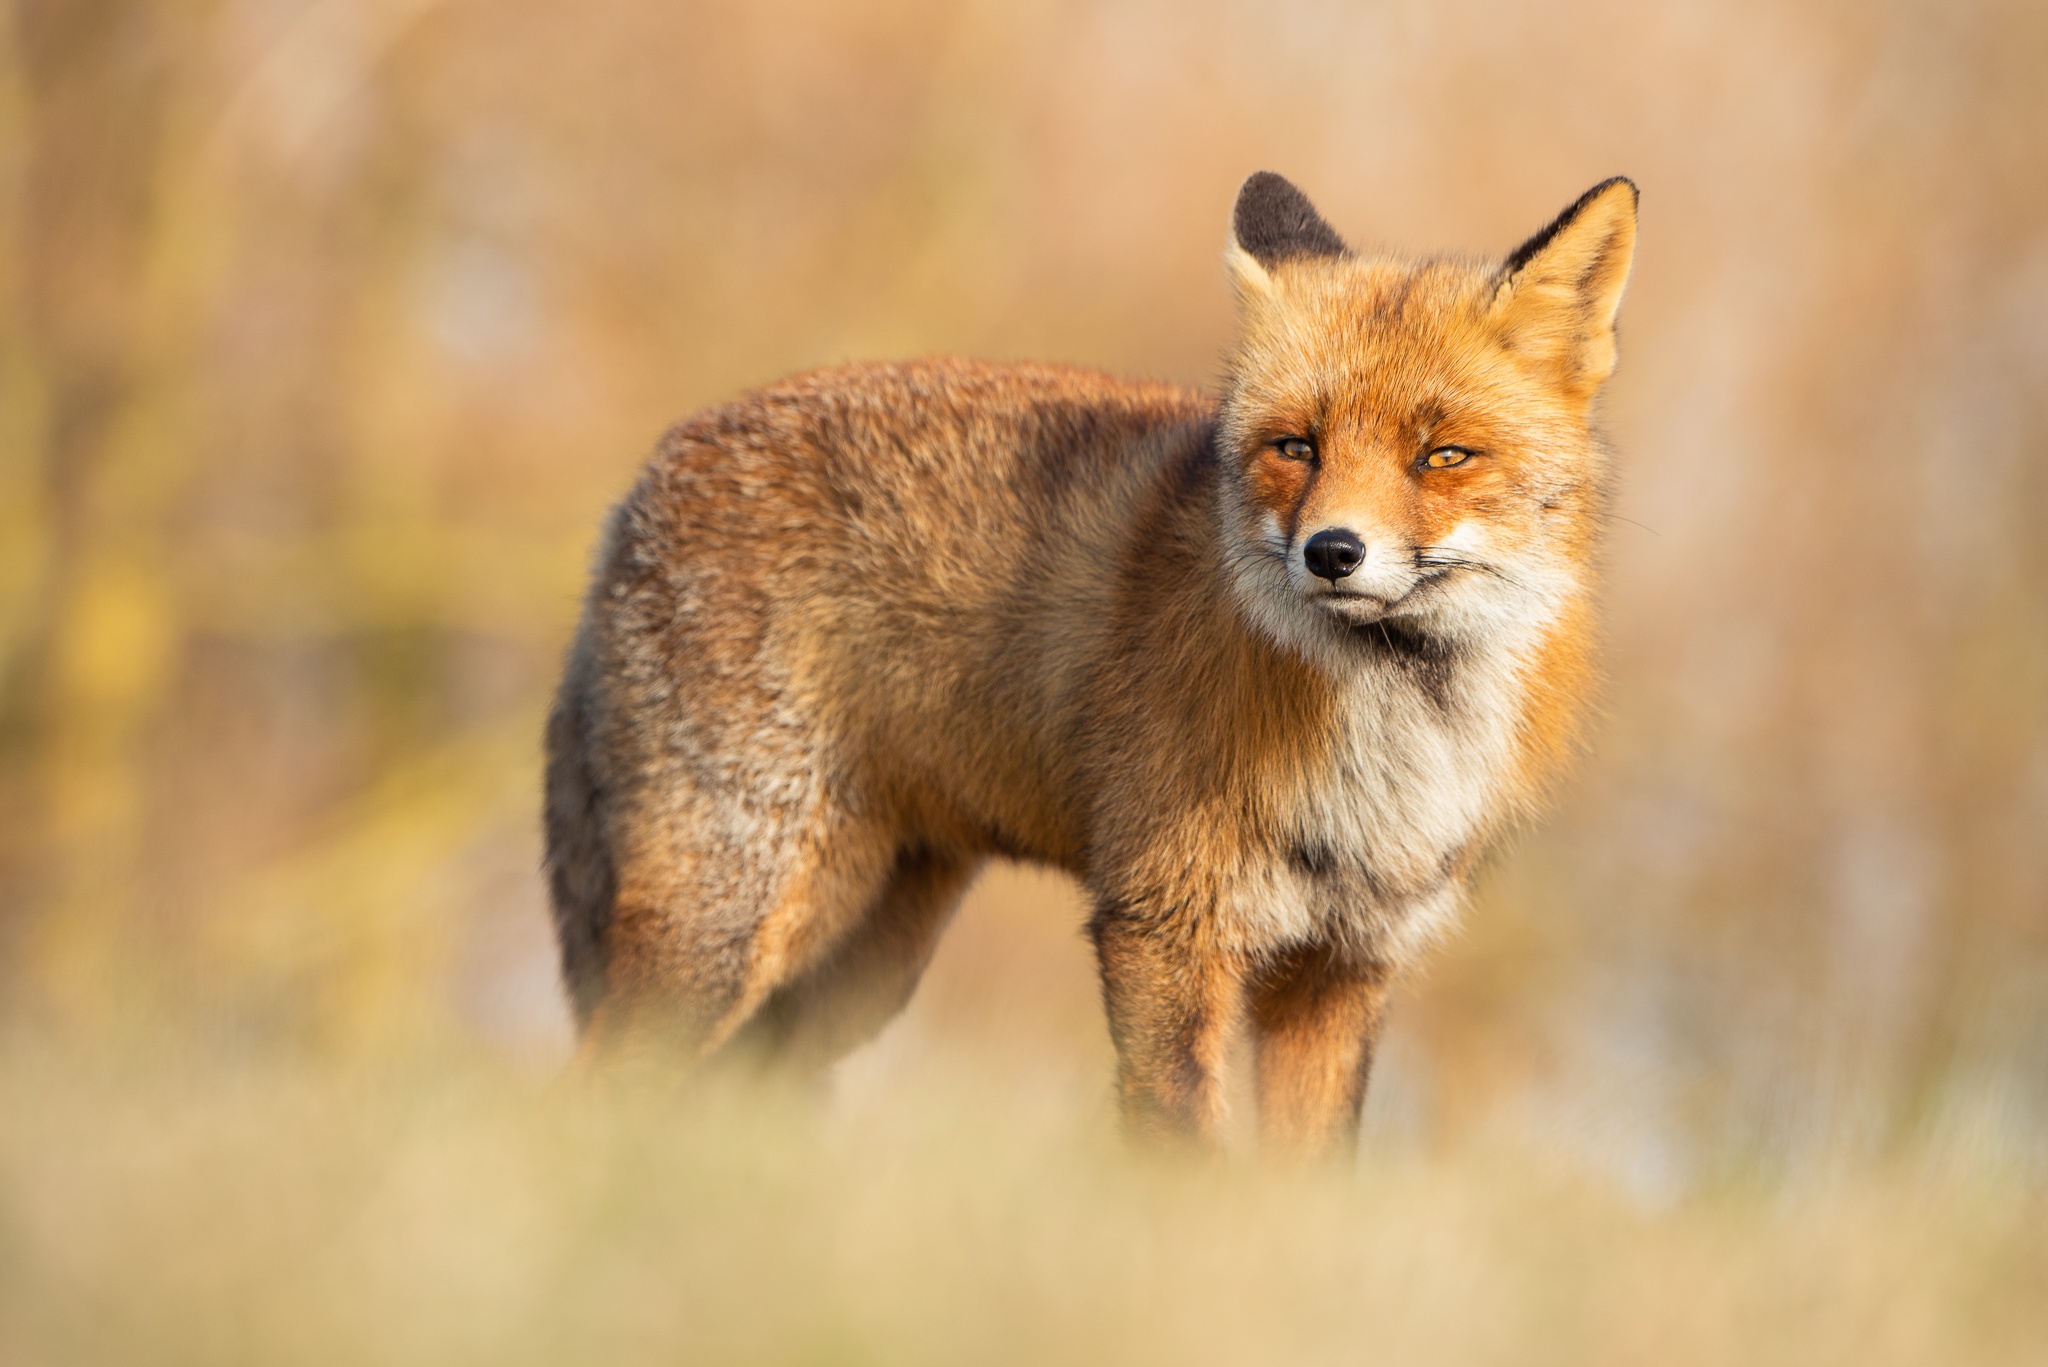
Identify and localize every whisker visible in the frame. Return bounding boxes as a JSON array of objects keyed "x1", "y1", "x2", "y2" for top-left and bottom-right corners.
[
  {"x1": 1599, "y1": 513, "x2": 1663, "y2": 537},
  {"x1": 1411, "y1": 547, "x2": 1525, "y2": 590},
  {"x1": 1222, "y1": 543, "x2": 1290, "y2": 574}
]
